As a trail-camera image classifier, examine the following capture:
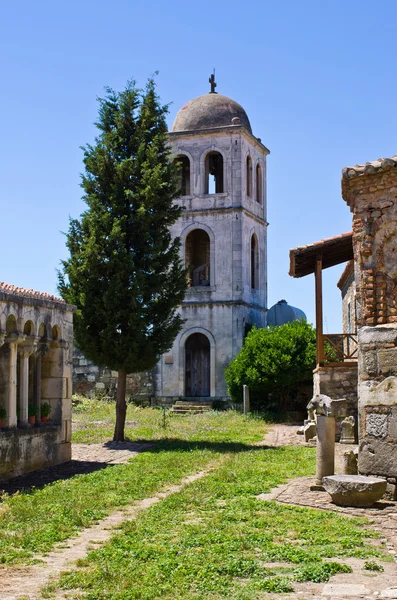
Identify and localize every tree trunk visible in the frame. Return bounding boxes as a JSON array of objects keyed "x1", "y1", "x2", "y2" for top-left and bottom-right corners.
[{"x1": 113, "y1": 369, "x2": 127, "y2": 441}]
